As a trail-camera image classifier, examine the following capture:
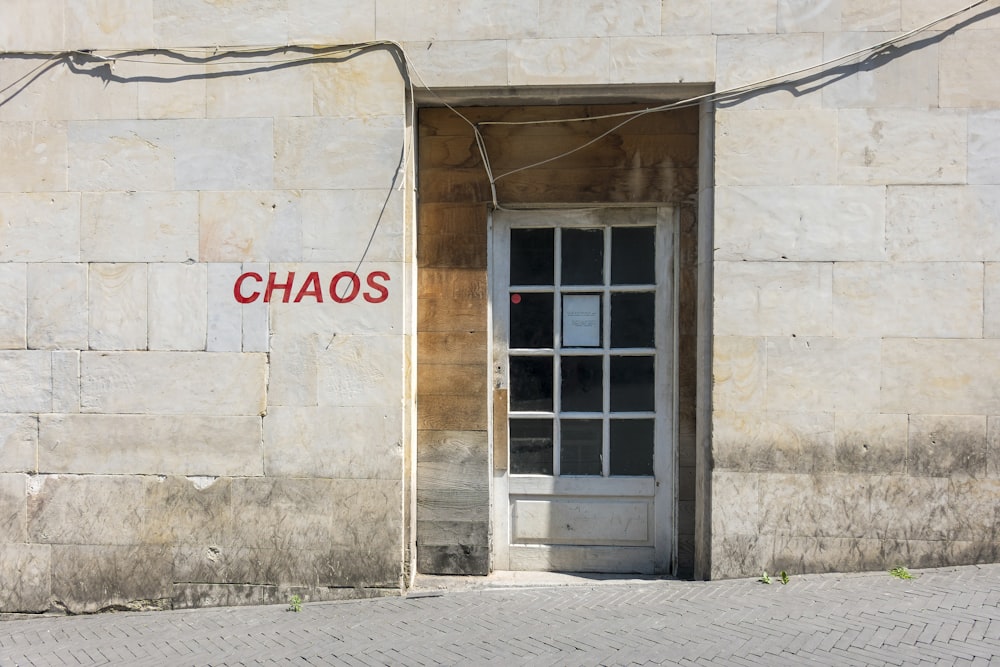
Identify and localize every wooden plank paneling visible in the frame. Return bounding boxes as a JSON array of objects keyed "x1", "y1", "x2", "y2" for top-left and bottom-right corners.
[{"x1": 416, "y1": 102, "x2": 701, "y2": 577}]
